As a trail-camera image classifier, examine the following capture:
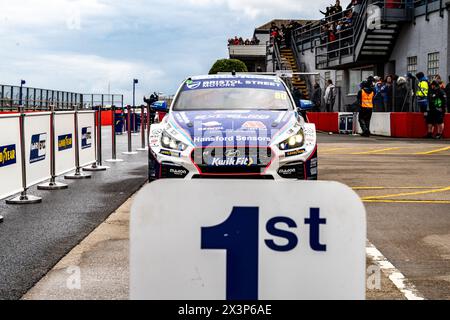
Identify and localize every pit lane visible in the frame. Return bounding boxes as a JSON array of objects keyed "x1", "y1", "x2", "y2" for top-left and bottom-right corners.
[{"x1": 318, "y1": 132, "x2": 450, "y2": 299}]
